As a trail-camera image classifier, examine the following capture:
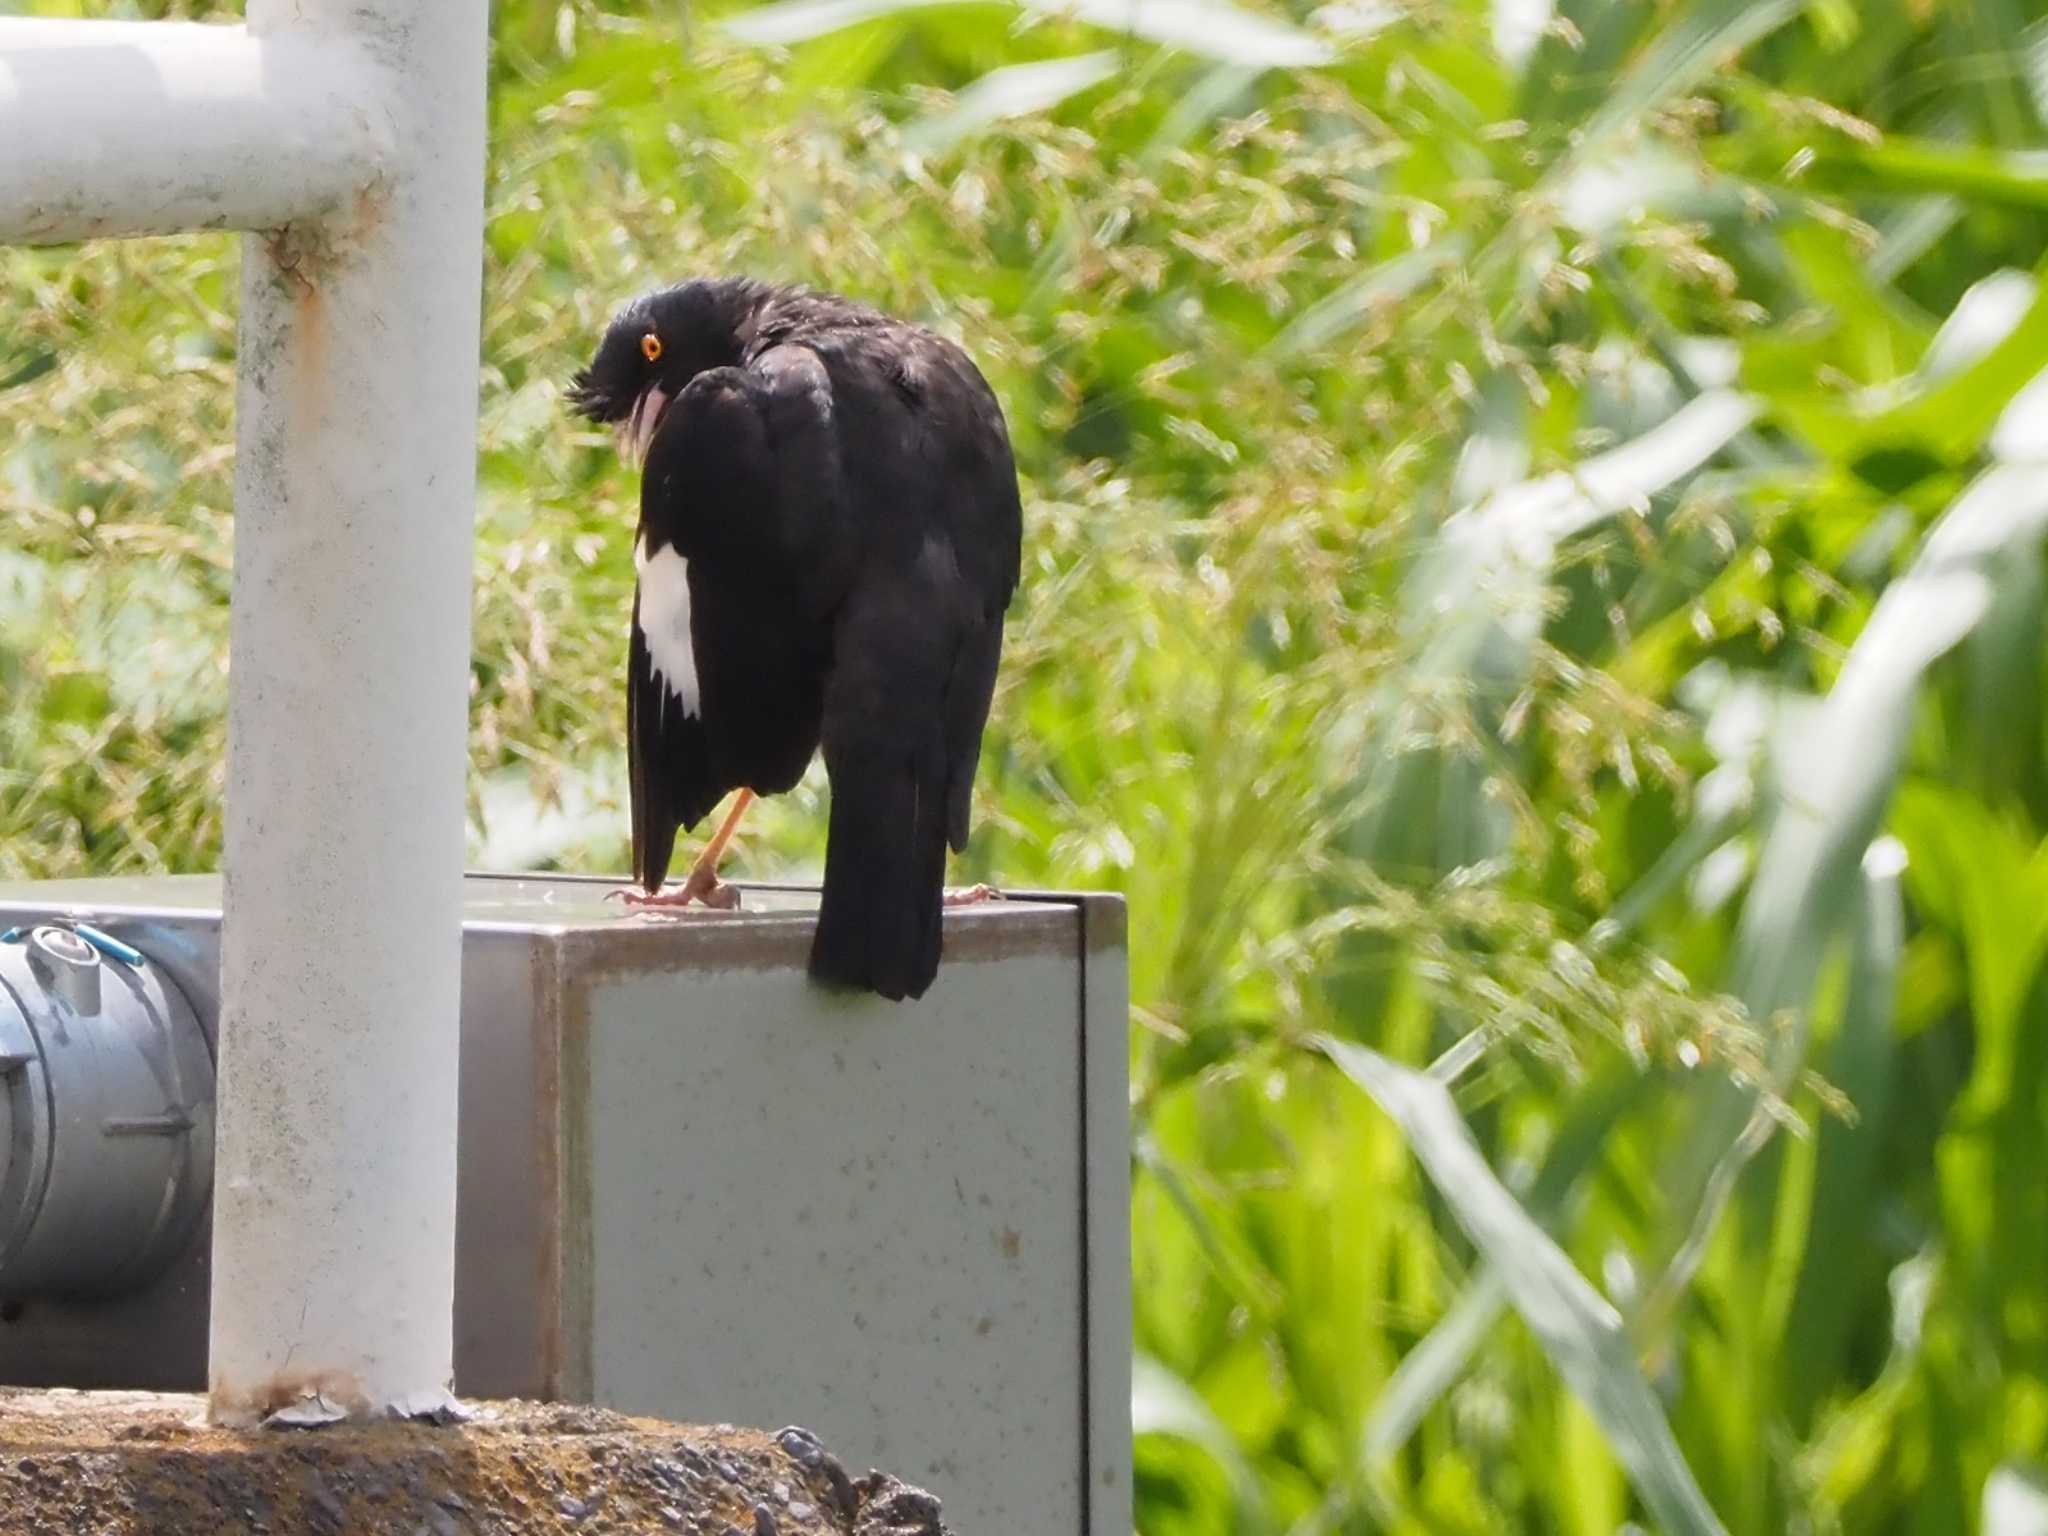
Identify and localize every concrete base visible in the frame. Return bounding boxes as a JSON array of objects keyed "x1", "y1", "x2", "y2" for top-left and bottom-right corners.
[{"x1": 0, "y1": 1390, "x2": 952, "y2": 1535}]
